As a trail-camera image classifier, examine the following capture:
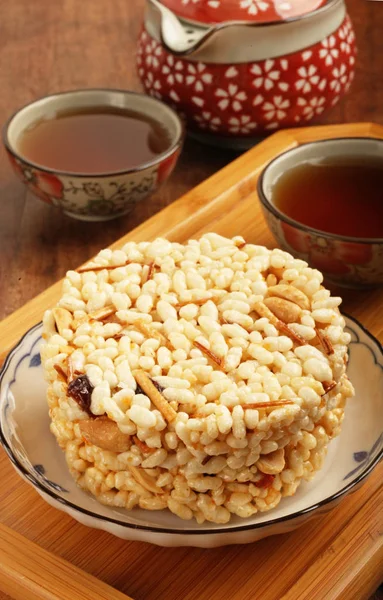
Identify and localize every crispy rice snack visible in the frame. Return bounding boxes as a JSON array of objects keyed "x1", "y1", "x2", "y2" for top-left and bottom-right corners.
[{"x1": 41, "y1": 234, "x2": 354, "y2": 524}]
